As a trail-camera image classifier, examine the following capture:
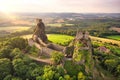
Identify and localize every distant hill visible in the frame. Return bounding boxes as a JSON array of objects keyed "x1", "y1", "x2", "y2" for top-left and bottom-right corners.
[{"x1": 110, "y1": 27, "x2": 120, "y2": 33}]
